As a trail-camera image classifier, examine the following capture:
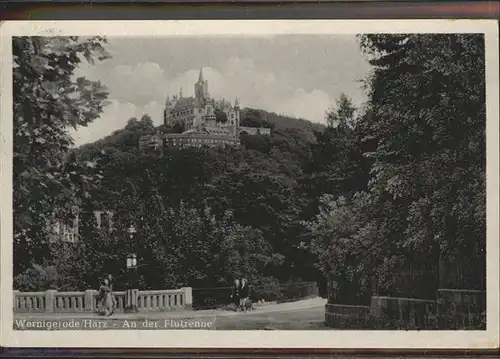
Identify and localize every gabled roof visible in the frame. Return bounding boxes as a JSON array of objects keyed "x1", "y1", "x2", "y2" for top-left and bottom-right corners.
[
  {"x1": 179, "y1": 126, "x2": 234, "y2": 137},
  {"x1": 204, "y1": 127, "x2": 232, "y2": 136}
]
